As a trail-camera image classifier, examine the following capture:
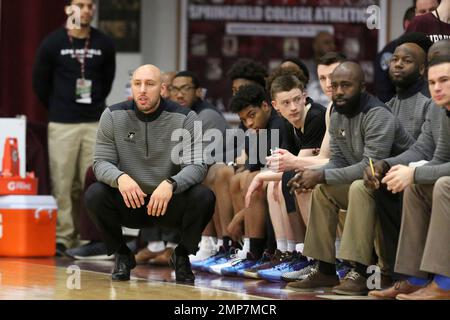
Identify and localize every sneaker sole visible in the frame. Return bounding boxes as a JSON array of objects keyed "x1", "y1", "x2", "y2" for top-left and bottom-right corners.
[{"x1": 241, "y1": 272, "x2": 261, "y2": 279}]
